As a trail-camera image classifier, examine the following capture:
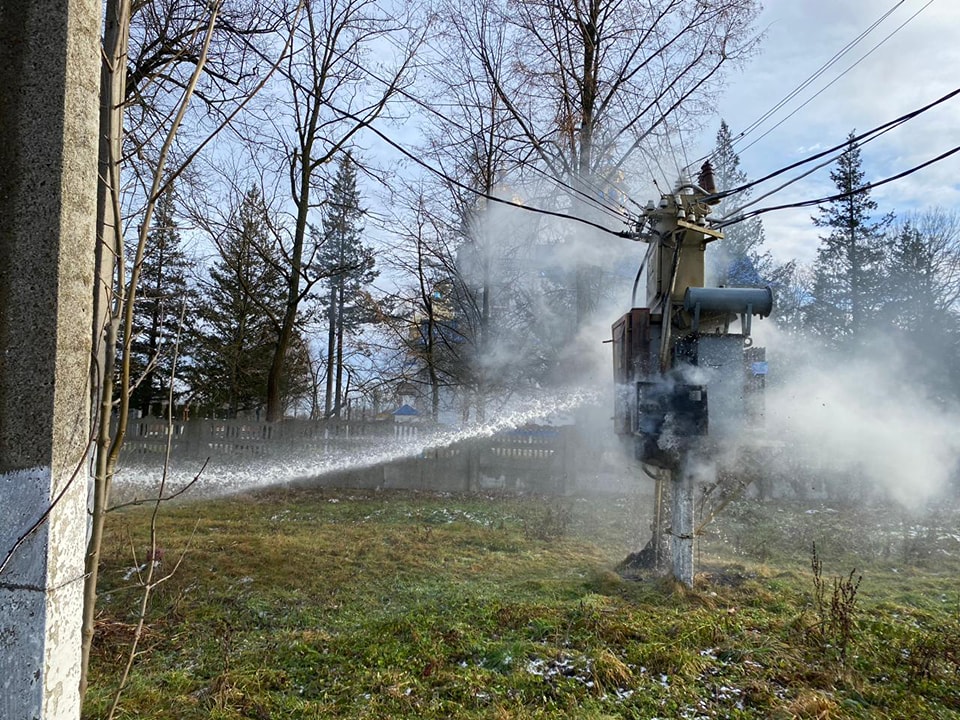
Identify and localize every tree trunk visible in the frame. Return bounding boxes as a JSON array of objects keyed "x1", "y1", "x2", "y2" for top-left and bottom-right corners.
[
  {"x1": 335, "y1": 277, "x2": 345, "y2": 417},
  {"x1": 325, "y1": 281, "x2": 336, "y2": 417},
  {"x1": 83, "y1": 2, "x2": 219, "y2": 698},
  {"x1": 267, "y1": 124, "x2": 314, "y2": 421},
  {"x1": 81, "y1": 0, "x2": 130, "y2": 700}
]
